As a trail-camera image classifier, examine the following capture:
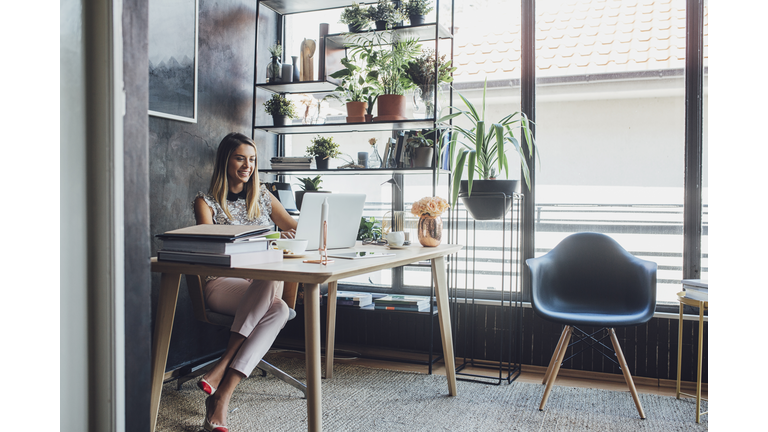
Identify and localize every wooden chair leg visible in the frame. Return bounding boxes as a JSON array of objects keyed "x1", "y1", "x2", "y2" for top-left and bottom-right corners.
[
  {"x1": 608, "y1": 328, "x2": 646, "y2": 419},
  {"x1": 324, "y1": 281, "x2": 338, "y2": 379},
  {"x1": 543, "y1": 326, "x2": 569, "y2": 385},
  {"x1": 540, "y1": 325, "x2": 572, "y2": 411}
]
